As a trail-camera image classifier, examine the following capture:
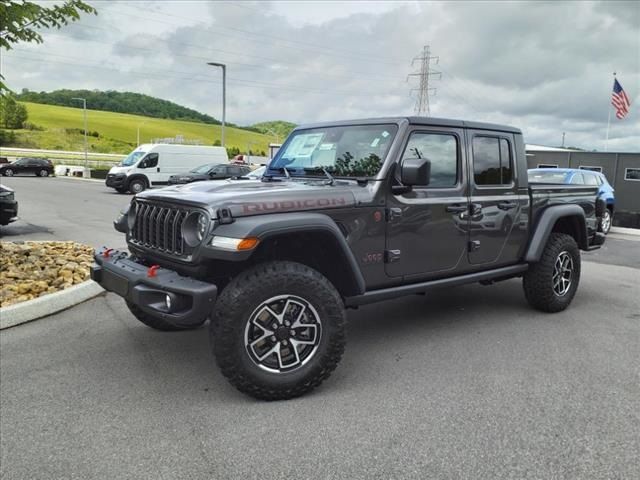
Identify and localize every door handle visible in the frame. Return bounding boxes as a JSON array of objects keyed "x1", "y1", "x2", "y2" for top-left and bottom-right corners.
[
  {"x1": 446, "y1": 204, "x2": 468, "y2": 213},
  {"x1": 157, "y1": 167, "x2": 160, "y2": 172},
  {"x1": 497, "y1": 201, "x2": 517, "y2": 210}
]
